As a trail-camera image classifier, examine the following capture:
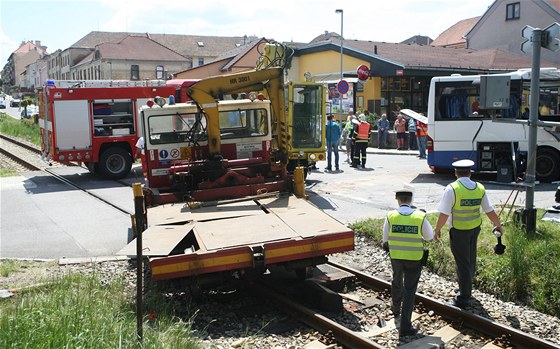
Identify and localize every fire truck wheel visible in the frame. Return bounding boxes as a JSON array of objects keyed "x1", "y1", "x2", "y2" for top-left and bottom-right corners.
[{"x1": 98, "y1": 147, "x2": 133, "y2": 179}]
